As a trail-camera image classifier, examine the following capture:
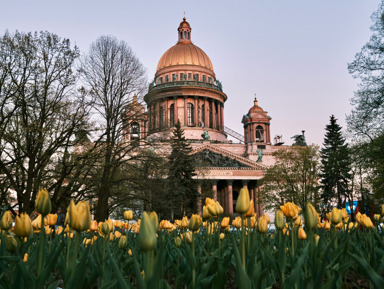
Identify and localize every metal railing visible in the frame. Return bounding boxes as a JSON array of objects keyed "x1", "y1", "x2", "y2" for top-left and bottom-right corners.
[
  {"x1": 148, "y1": 80, "x2": 223, "y2": 92},
  {"x1": 224, "y1": 126, "x2": 244, "y2": 143}
]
